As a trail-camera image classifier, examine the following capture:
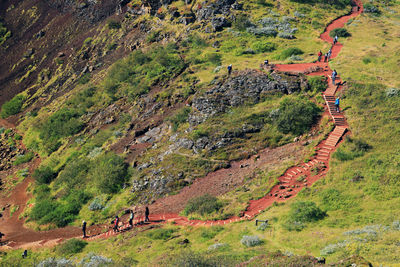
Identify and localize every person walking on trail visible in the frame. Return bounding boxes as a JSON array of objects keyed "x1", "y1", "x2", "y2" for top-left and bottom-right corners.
[
  {"x1": 264, "y1": 59, "x2": 269, "y2": 65},
  {"x1": 332, "y1": 70, "x2": 337, "y2": 85},
  {"x1": 113, "y1": 216, "x2": 120, "y2": 232},
  {"x1": 145, "y1": 206, "x2": 150, "y2": 222},
  {"x1": 318, "y1": 50, "x2": 322, "y2": 62},
  {"x1": 129, "y1": 210, "x2": 135, "y2": 228},
  {"x1": 227, "y1": 64, "x2": 232, "y2": 75},
  {"x1": 327, "y1": 49, "x2": 332, "y2": 61},
  {"x1": 333, "y1": 35, "x2": 338, "y2": 45},
  {"x1": 324, "y1": 53, "x2": 328, "y2": 62},
  {"x1": 82, "y1": 220, "x2": 87, "y2": 238},
  {"x1": 335, "y1": 97, "x2": 340, "y2": 113}
]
